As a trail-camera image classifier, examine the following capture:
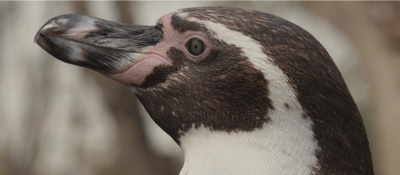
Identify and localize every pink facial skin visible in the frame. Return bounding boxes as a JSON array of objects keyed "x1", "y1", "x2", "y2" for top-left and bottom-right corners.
[{"x1": 107, "y1": 13, "x2": 212, "y2": 86}]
